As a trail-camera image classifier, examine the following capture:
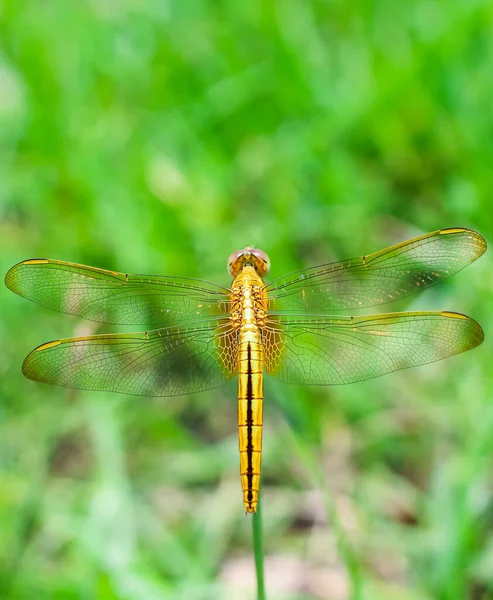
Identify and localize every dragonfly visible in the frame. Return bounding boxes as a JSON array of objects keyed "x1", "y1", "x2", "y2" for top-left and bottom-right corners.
[{"x1": 5, "y1": 228, "x2": 486, "y2": 513}]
